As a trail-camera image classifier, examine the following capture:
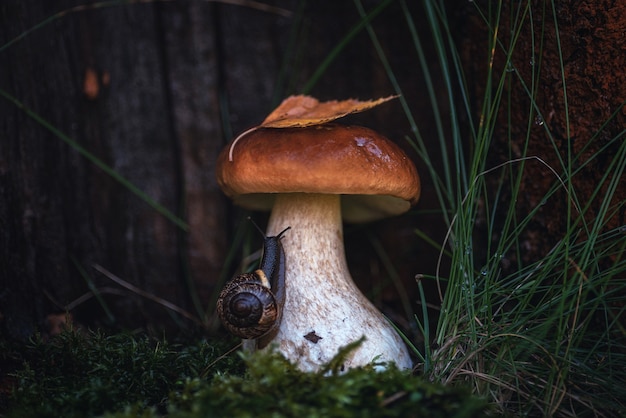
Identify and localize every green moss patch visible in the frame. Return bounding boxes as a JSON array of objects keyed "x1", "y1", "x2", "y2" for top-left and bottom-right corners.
[{"x1": 2, "y1": 330, "x2": 489, "y2": 417}]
